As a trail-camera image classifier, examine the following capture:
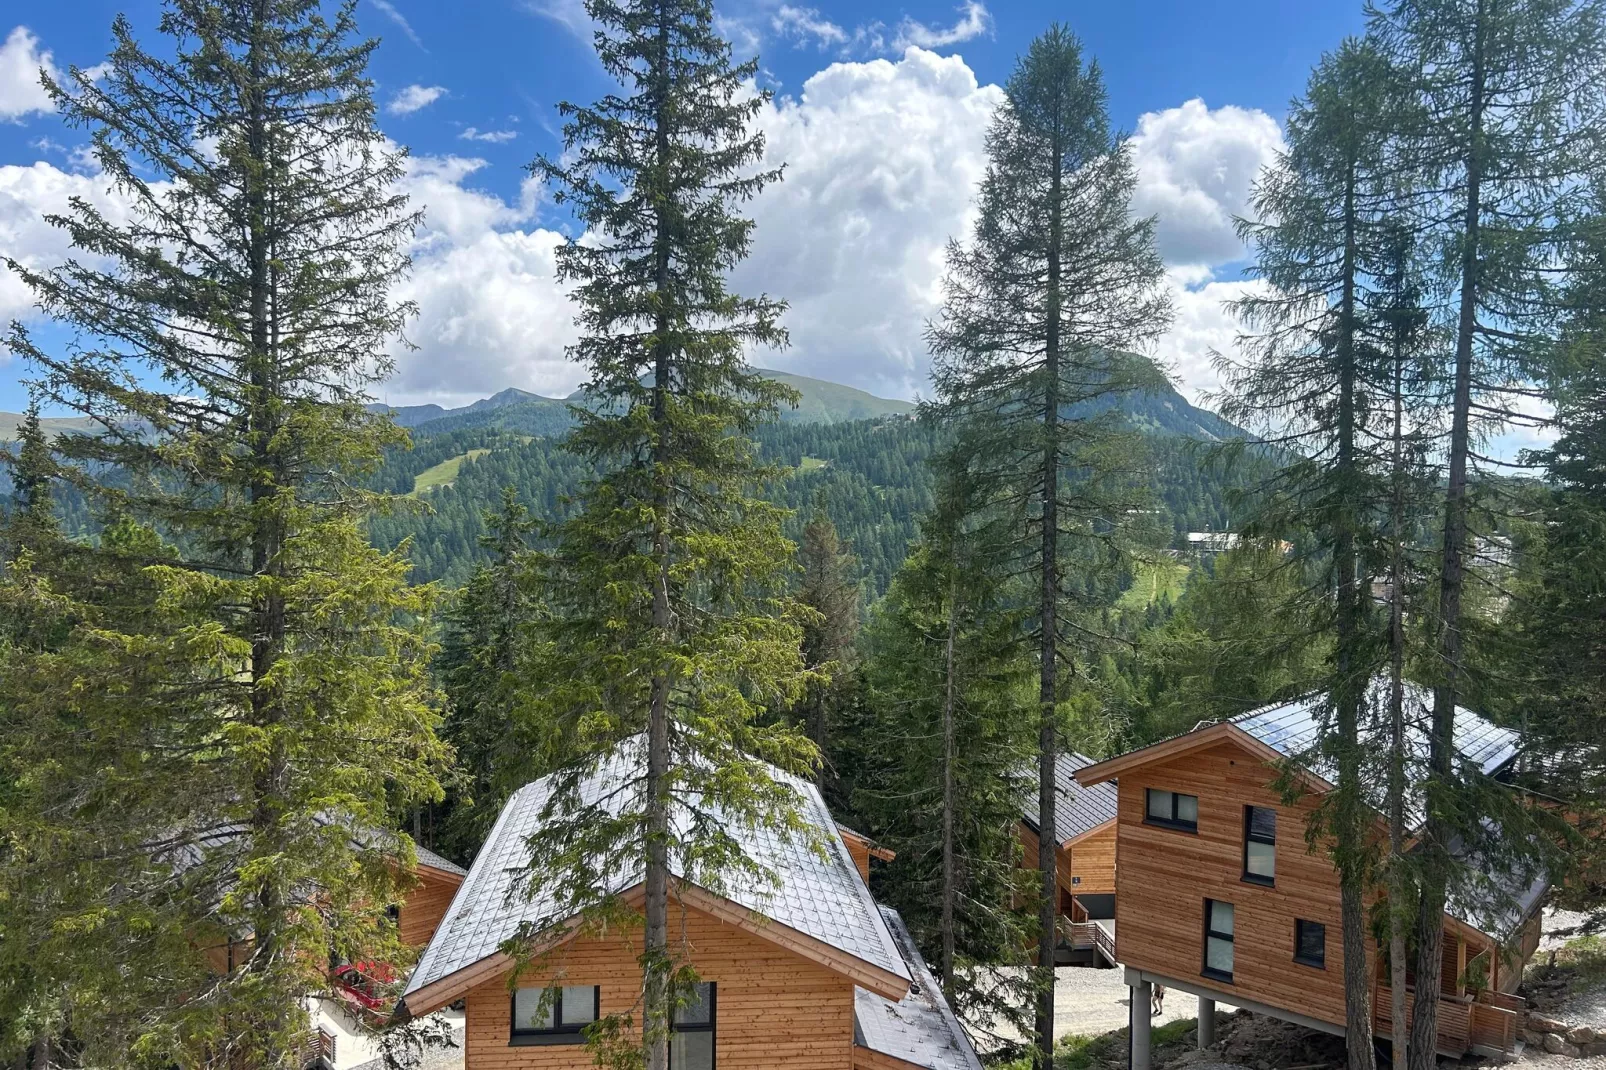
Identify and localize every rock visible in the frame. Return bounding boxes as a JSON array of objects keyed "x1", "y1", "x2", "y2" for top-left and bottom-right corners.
[
  {"x1": 1521, "y1": 1028, "x2": 1547, "y2": 1047},
  {"x1": 1566, "y1": 1025, "x2": 1596, "y2": 1045},
  {"x1": 1530, "y1": 1013, "x2": 1571, "y2": 1033},
  {"x1": 1542, "y1": 1032, "x2": 1567, "y2": 1055}
]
